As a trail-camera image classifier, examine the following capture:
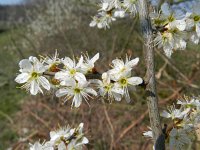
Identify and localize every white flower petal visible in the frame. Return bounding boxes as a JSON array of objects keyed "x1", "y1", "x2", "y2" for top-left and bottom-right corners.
[
  {"x1": 125, "y1": 91, "x2": 131, "y2": 103},
  {"x1": 76, "y1": 56, "x2": 83, "y2": 68},
  {"x1": 160, "y1": 110, "x2": 171, "y2": 118},
  {"x1": 73, "y1": 94, "x2": 82, "y2": 108},
  {"x1": 75, "y1": 72, "x2": 86, "y2": 82},
  {"x1": 126, "y1": 57, "x2": 139, "y2": 68},
  {"x1": 30, "y1": 80, "x2": 39, "y2": 95},
  {"x1": 112, "y1": 92, "x2": 122, "y2": 101},
  {"x1": 55, "y1": 71, "x2": 70, "y2": 80},
  {"x1": 161, "y1": 3, "x2": 172, "y2": 16},
  {"x1": 57, "y1": 141, "x2": 66, "y2": 150},
  {"x1": 82, "y1": 137, "x2": 89, "y2": 144},
  {"x1": 15, "y1": 73, "x2": 30, "y2": 83},
  {"x1": 112, "y1": 59, "x2": 124, "y2": 69},
  {"x1": 38, "y1": 76, "x2": 50, "y2": 90},
  {"x1": 61, "y1": 78, "x2": 76, "y2": 87},
  {"x1": 84, "y1": 88, "x2": 97, "y2": 96},
  {"x1": 174, "y1": 20, "x2": 186, "y2": 31},
  {"x1": 196, "y1": 23, "x2": 200, "y2": 37},
  {"x1": 112, "y1": 87, "x2": 124, "y2": 95},
  {"x1": 90, "y1": 53, "x2": 99, "y2": 64},
  {"x1": 127, "y1": 77, "x2": 143, "y2": 86},
  {"x1": 19, "y1": 59, "x2": 33, "y2": 72},
  {"x1": 55, "y1": 88, "x2": 69, "y2": 97},
  {"x1": 34, "y1": 63, "x2": 46, "y2": 73},
  {"x1": 62, "y1": 57, "x2": 74, "y2": 69}
]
